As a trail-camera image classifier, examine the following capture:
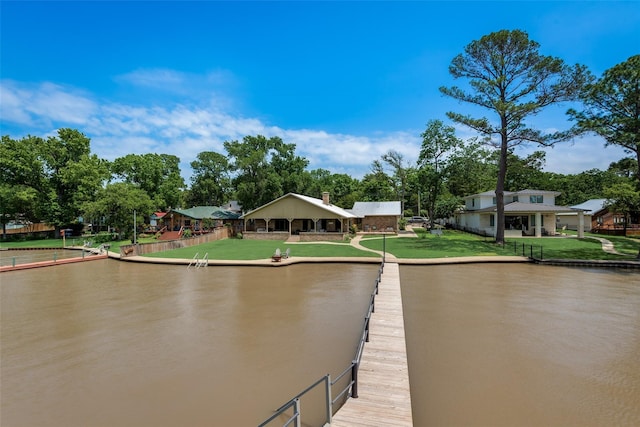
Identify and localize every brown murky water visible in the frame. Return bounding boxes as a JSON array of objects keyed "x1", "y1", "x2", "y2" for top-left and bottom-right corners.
[
  {"x1": 1, "y1": 260, "x2": 378, "y2": 427},
  {"x1": 0, "y1": 249, "x2": 89, "y2": 266},
  {"x1": 401, "y1": 264, "x2": 640, "y2": 427}
]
